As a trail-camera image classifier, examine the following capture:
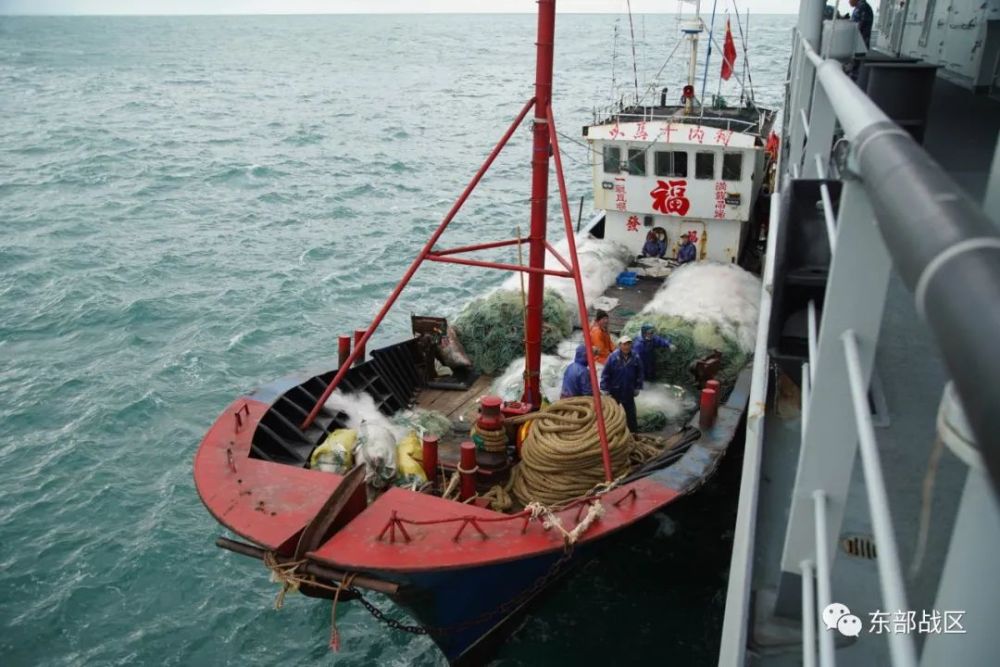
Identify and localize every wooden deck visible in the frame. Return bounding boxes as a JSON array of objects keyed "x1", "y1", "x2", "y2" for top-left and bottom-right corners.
[
  {"x1": 413, "y1": 374, "x2": 494, "y2": 422},
  {"x1": 412, "y1": 374, "x2": 510, "y2": 478}
]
